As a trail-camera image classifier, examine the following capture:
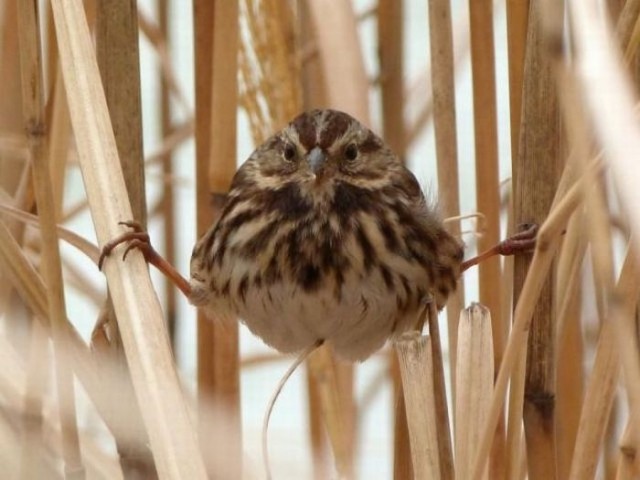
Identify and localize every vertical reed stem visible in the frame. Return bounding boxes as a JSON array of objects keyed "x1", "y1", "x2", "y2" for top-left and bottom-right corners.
[
  {"x1": 17, "y1": 2, "x2": 84, "y2": 476},
  {"x1": 427, "y1": 0, "x2": 464, "y2": 410},
  {"x1": 514, "y1": 2, "x2": 561, "y2": 478},
  {"x1": 196, "y1": 0, "x2": 242, "y2": 476}
]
